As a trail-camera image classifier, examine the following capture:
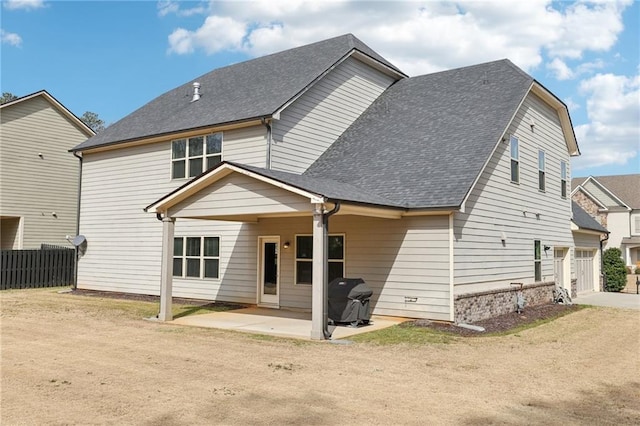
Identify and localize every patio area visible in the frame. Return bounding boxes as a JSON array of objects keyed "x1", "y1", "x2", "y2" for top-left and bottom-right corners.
[{"x1": 170, "y1": 307, "x2": 408, "y2": 340}]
